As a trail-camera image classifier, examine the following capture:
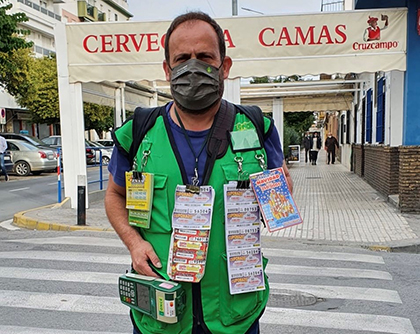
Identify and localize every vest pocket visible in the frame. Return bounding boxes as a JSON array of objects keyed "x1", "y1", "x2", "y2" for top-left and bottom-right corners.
[
  {"x1": 149, "y1": 174, "x2": 171, "y2": 233},
  {"x1": 135, "y1": 311, "x2": 182, "y2": 334},
  {"x1": 219, "y1": 254, "x2": 268, "y2": 326},
  {"x1": 221, "y1": 162, "x2": 262, "y2": 182}
]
